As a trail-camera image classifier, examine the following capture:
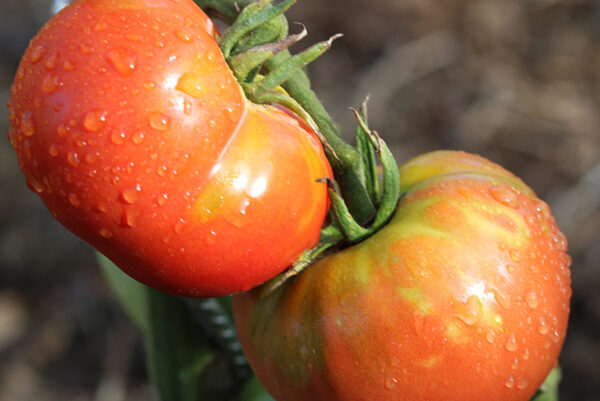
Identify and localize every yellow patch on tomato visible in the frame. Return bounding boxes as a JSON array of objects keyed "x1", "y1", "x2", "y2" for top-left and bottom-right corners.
[{"x1": 397, "y1": 287, "x2": 433, "y2": 315}]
